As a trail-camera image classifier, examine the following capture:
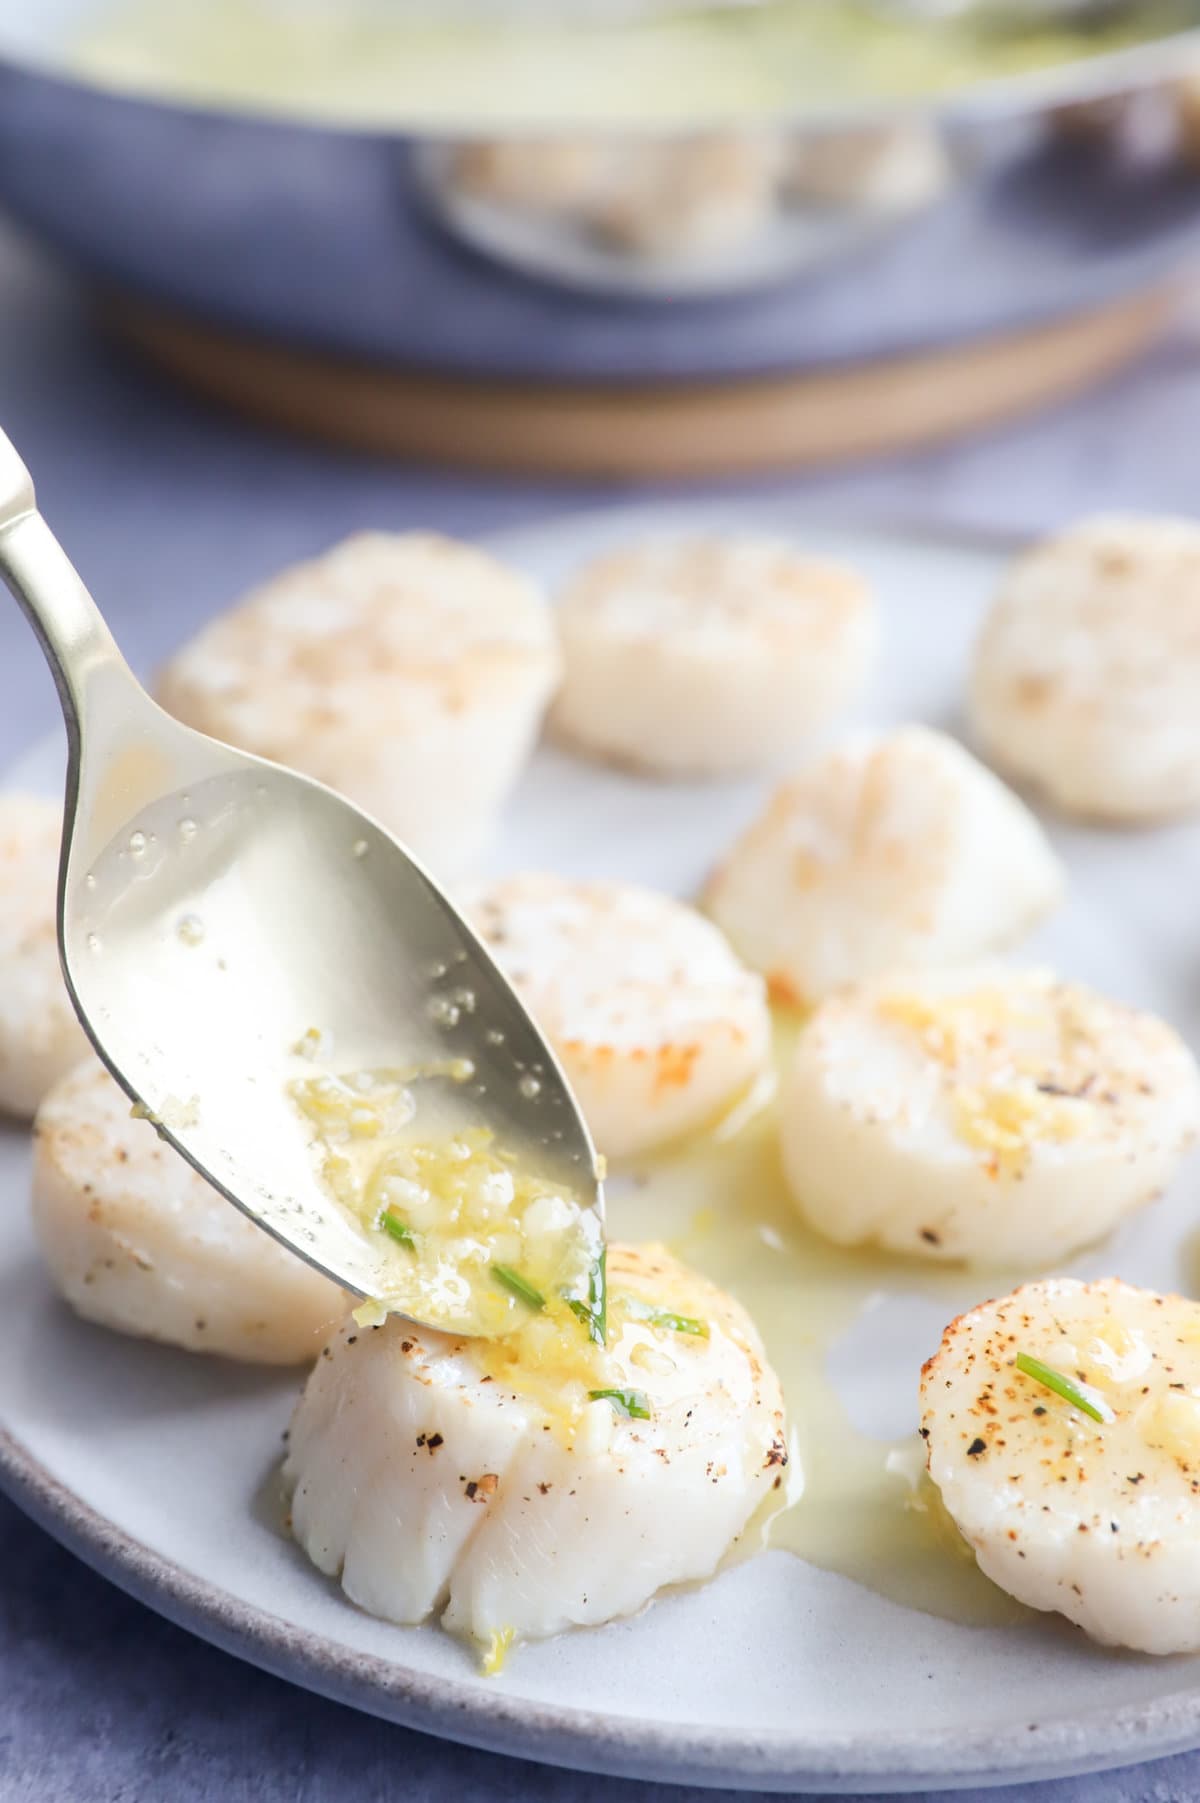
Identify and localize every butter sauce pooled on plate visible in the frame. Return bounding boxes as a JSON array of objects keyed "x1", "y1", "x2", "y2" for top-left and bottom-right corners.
[{"x1": 613, "y1": 1059, "x2": 1029, "y2": 1632}]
